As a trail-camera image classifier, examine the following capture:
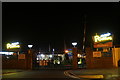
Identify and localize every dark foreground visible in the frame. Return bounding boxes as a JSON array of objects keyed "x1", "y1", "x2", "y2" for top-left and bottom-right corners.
[
  {"x1": 2, "y1": 69, "x2": 79, "y2": 80},
  {"x1": 1, "y1": 69, "x2": 120, "y2": 80}
]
